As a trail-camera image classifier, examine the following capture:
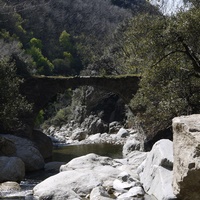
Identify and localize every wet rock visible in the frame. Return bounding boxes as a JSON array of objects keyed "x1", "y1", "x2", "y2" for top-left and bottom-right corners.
[
  {"x1": 0, "y1": 157, "x2": 25, "y2": 182},
  {"x1": 173, "y1": 114, "x2": 200, "y2": 200},
  {"x1": 44, "y1": 162, "x2": 66, "y2": 173}
]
